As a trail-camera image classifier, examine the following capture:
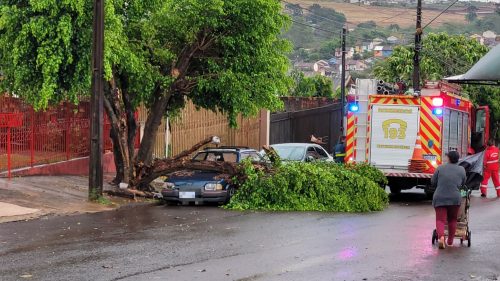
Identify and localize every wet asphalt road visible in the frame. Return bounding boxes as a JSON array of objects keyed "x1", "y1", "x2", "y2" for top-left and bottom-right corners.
[{"x1": 1, "y1": 189, "x2": 500, "y2": 281}]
